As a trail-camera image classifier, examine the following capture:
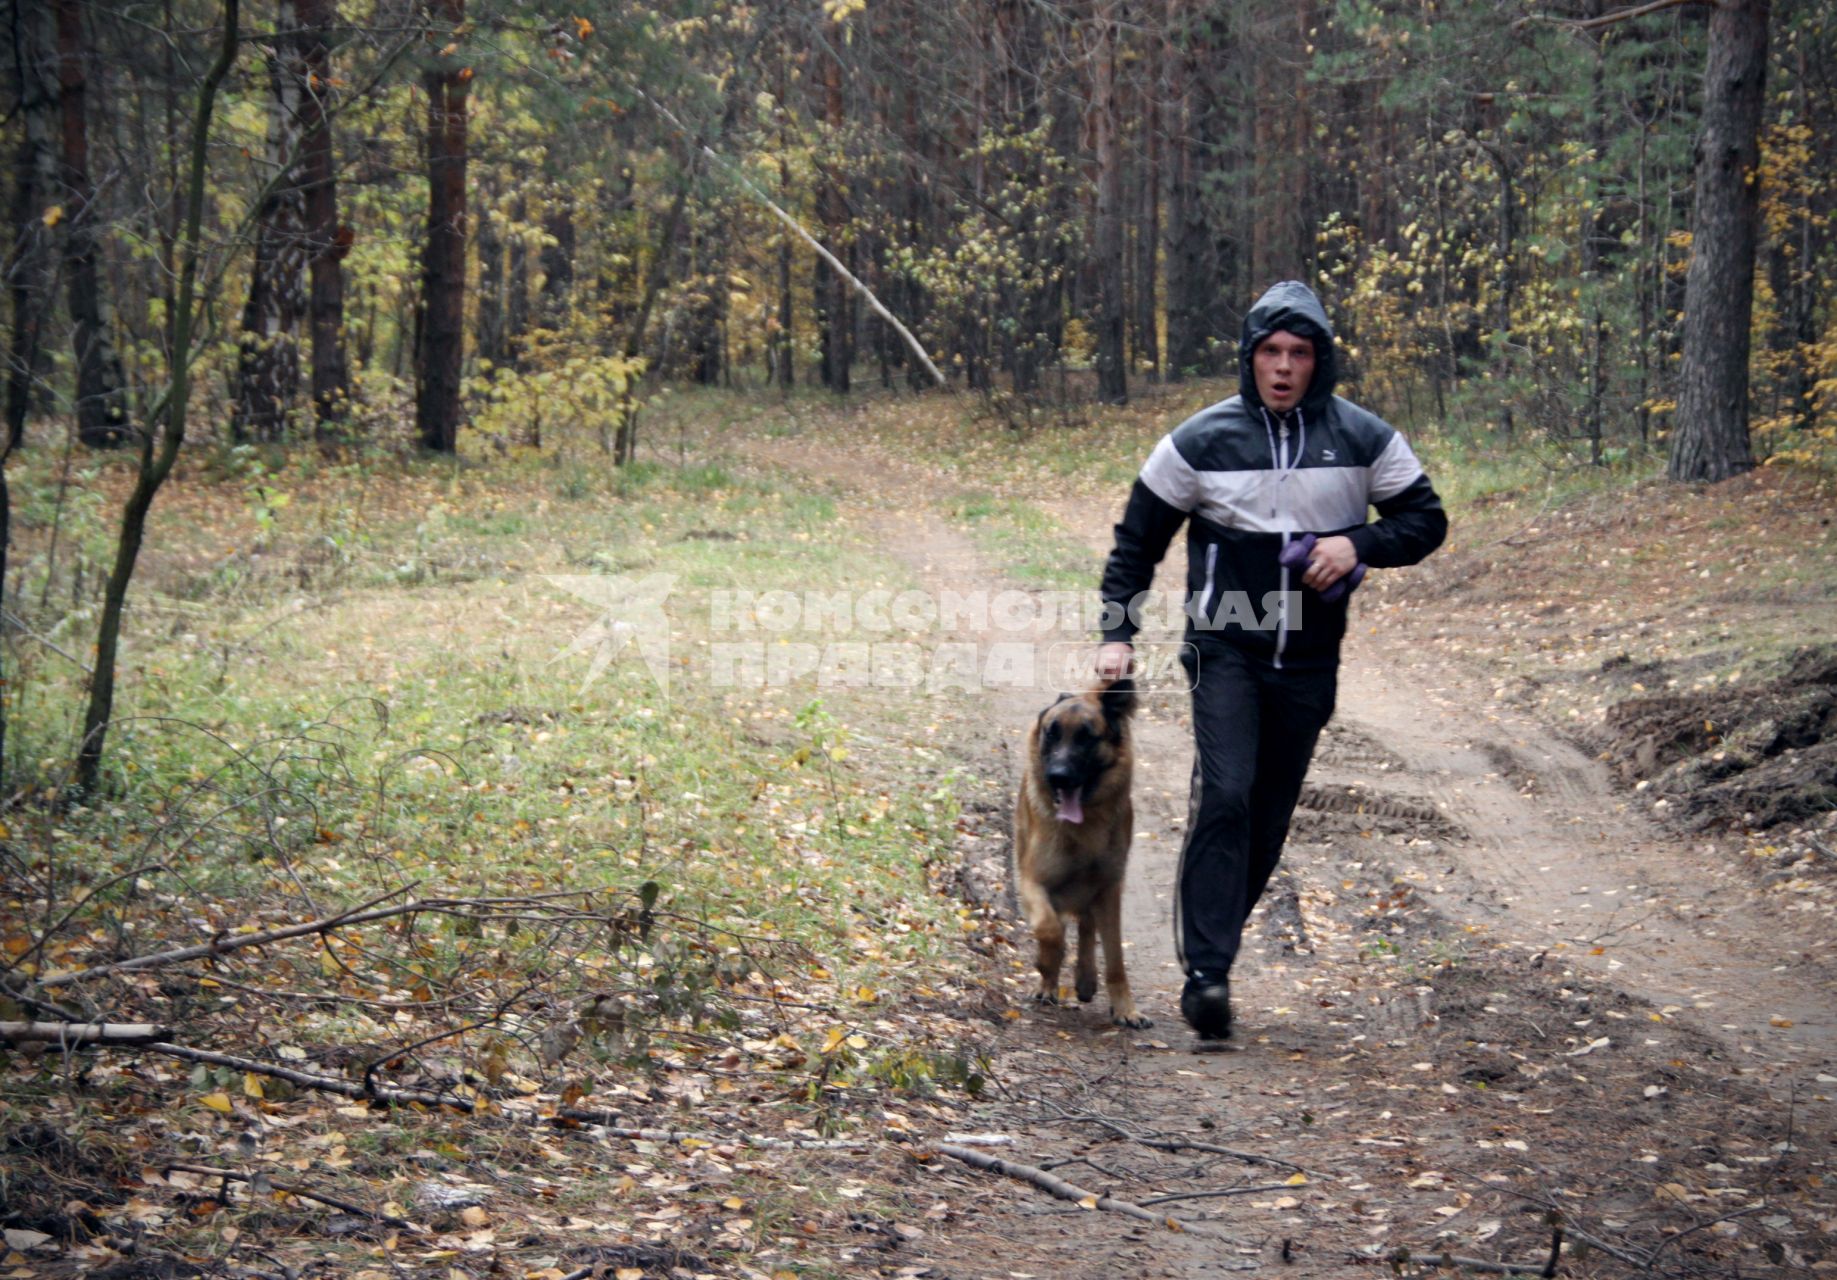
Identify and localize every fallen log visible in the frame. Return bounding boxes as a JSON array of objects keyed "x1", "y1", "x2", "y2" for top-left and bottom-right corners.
[{"x1": 0, "y1": 1021, "x2": 167, "y2": 1045}]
